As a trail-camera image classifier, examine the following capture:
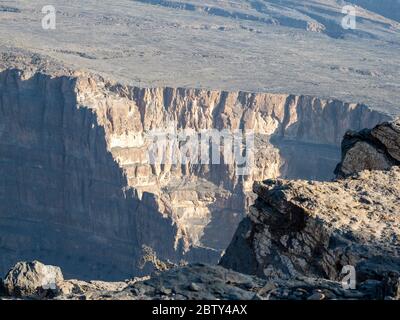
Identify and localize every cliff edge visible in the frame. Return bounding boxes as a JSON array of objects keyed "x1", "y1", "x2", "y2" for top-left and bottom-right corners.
[{"x1": 220, "y1": 119, "x2": 400, "y2": 298}]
